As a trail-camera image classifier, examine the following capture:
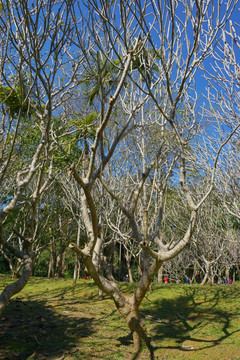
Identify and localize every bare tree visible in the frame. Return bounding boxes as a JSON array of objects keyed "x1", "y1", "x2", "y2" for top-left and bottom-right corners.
[
  {"x1": 200, "y1": 7, "x2": 240, "y2": 285},
  {"x1": 0, "y1": 0, "x2": 84, "y2": 314},
  {"x1": 202, "y1": 6, "x2": 240, "y2": 219},
  {"x1": 65, "y1": 1, "x2": 238, "y2": 358},
  {"x1": 60, "y1": 174, "x2": 85, "y2": 284},
  {"x1": 0, "y1": 0, "x2": 238, "y2": 358},
  {"x1": 193, "y1": 196, "x2": 226, "y2": 285}
]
